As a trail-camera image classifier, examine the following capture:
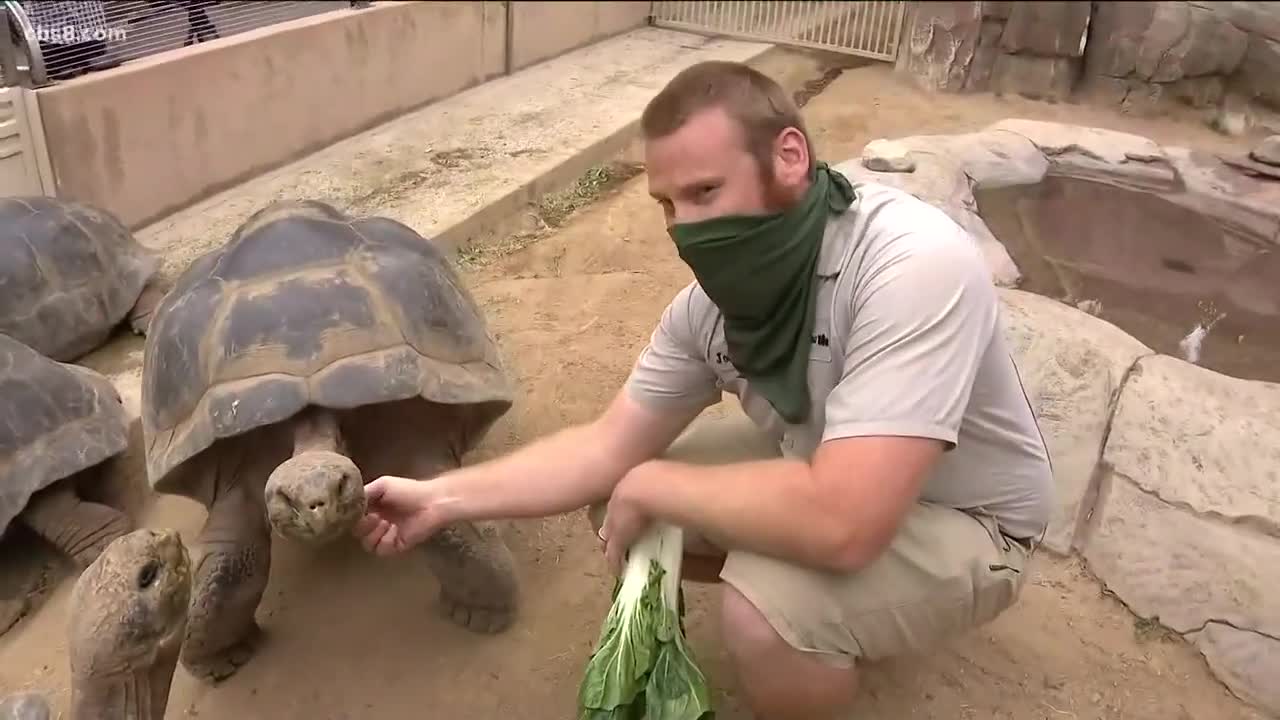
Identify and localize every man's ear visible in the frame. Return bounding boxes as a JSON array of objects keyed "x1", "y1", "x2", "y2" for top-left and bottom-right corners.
[{"x1": 773, "y1": 127, "x2": 811, "y2": 187}]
